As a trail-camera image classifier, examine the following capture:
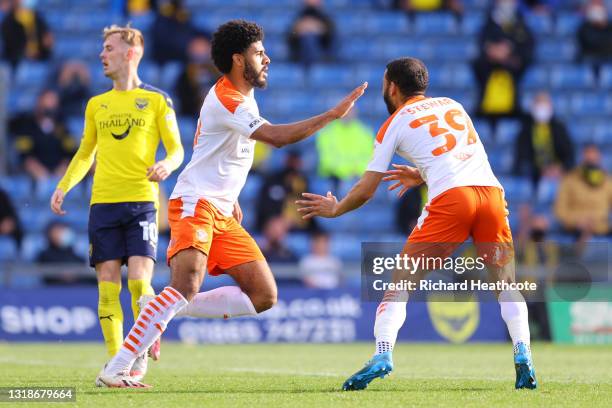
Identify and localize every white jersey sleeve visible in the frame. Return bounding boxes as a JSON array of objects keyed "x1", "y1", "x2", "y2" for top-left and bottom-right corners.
[
  {"x1": 228, "y1": 99, "x2": 267, "y2": 137},
  {"x1": 366, "y1": 116, "x2": 401, "y2": 173}
]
